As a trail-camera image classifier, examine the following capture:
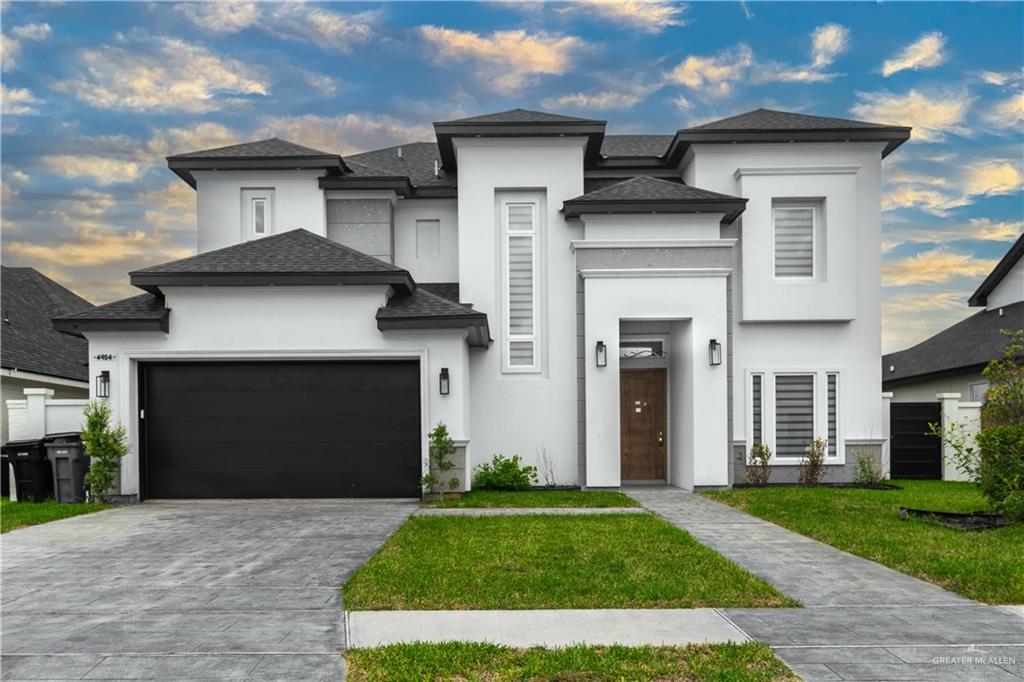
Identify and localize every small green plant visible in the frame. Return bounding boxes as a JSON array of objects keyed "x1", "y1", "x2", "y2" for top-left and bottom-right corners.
[
  {"x1": 853, "y1": 449, "x2": 886, "y2": 486},
  {"x1": 798, "y1": 437, "x2": 827, "y2": 486},
  {"x1": 421, "y1": 423, "x2": 459, "y2": 502},
  {"x1": 929, "y1": 420, "x2": 981, "y2": 482},
  {"x1": 80, "y1": 401, "x2": 129, "y2": 503},
  {"x1": 976, "y1": 425, "x2": 1024, "y2": 520},
  {"x1": 744, "y1": 443, "x2": 772, "y2": 484},
  {"x1": 472, "y1": 454, "x2": 538, "y2": 491}
]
